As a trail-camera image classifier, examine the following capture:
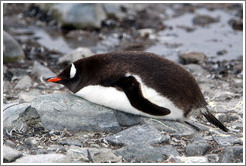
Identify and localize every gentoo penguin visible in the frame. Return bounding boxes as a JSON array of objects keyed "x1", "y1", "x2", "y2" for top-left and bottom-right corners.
[{"x1": 46, "y1": 51, "x2": 228, "y2": 132}]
